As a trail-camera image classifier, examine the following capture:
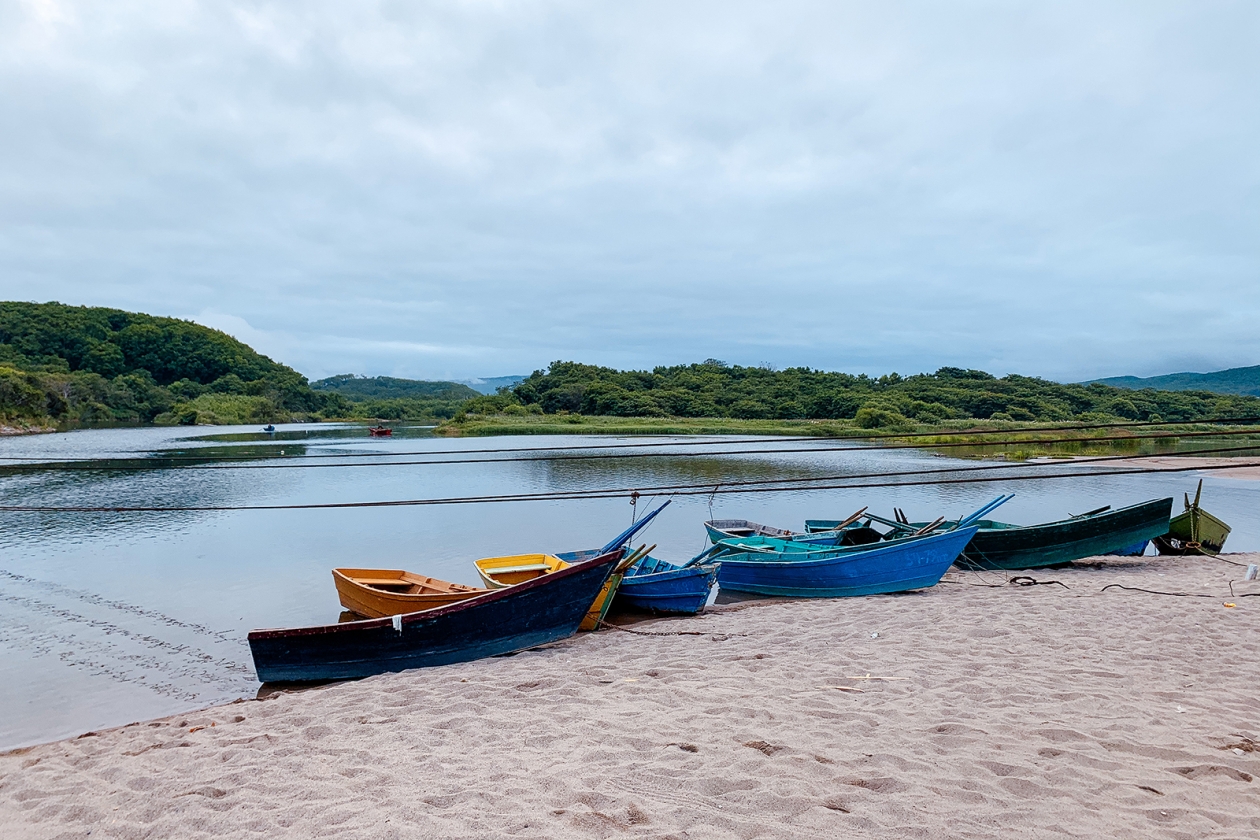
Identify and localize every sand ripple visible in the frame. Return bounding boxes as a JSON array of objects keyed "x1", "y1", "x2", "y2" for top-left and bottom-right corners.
[{"x1": 2, "y1": 553, "x2": 1257, "y2": 838}]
